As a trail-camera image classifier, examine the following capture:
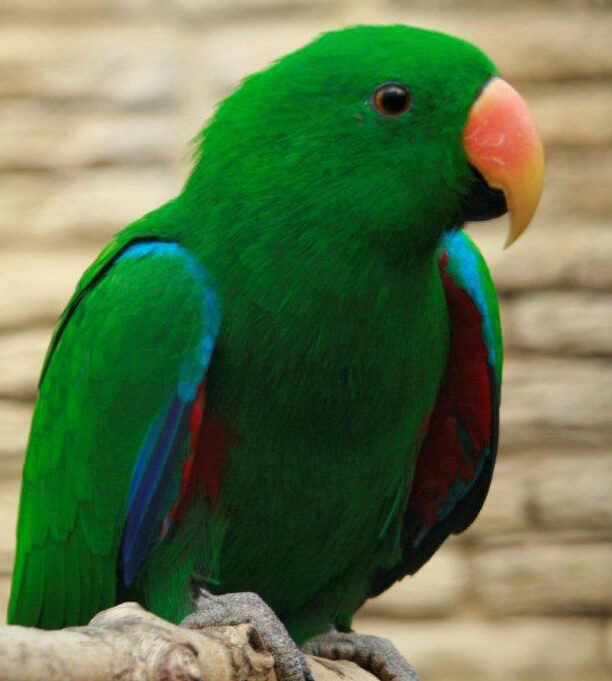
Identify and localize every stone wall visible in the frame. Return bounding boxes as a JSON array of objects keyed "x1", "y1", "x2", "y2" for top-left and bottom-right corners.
[{"x1": 0, "y1": 1, "x2": 610, "y2": 680}]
